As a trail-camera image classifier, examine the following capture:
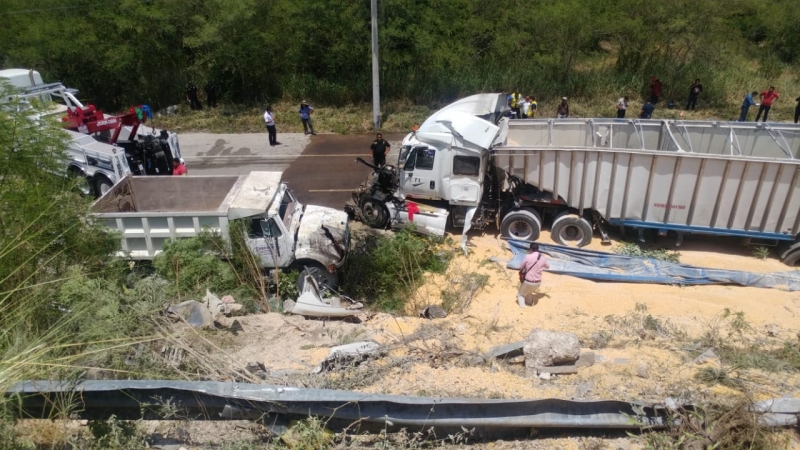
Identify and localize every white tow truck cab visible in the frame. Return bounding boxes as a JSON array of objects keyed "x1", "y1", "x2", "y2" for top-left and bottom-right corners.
[{"x1": 92, "y1": 172, "x2": 350, "y2": 289}]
